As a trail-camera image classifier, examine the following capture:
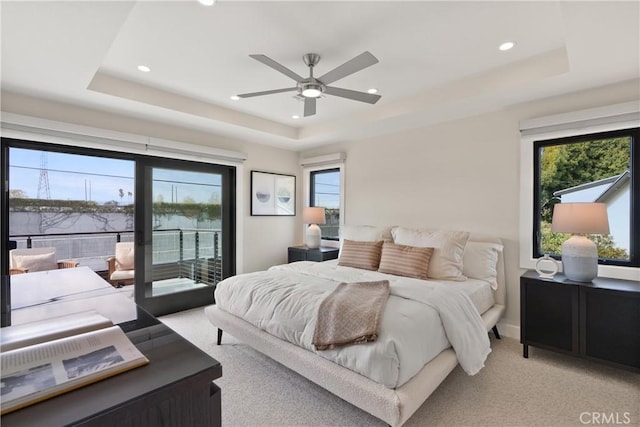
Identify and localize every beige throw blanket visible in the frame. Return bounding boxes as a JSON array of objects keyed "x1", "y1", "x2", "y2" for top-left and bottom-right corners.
[{"x1": 312, "y1": 280, "x2": 390, "y2": 351}]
